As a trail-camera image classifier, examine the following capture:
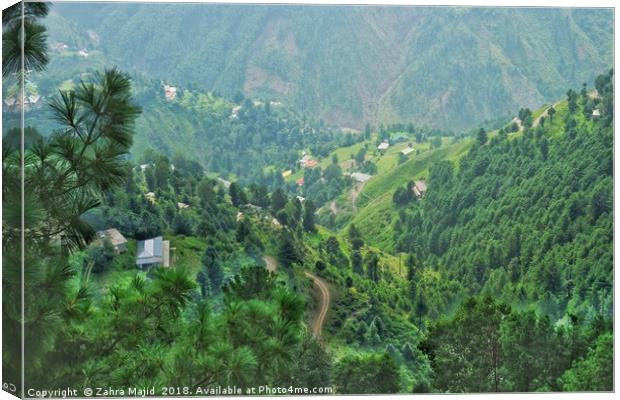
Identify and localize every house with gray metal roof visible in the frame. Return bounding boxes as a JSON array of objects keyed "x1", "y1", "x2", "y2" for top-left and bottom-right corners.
[{"x1": 136, "y1": 236, "x2": 170, "y2": 269}]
